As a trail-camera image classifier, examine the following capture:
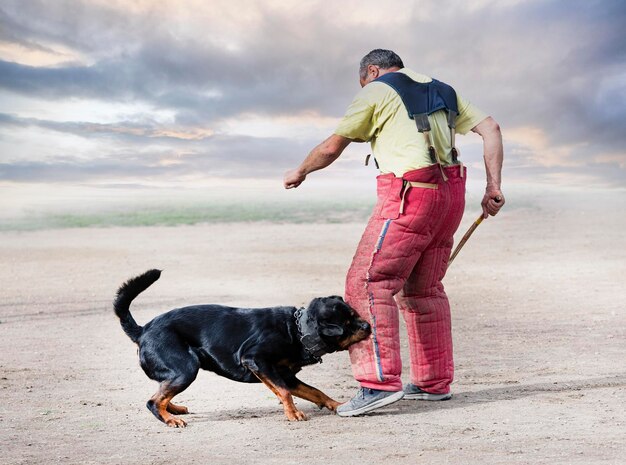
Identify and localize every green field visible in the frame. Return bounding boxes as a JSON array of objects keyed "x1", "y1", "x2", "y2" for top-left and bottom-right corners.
[{"x1": 0, "y1": 199, "x2": 377, "y2": 231}]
